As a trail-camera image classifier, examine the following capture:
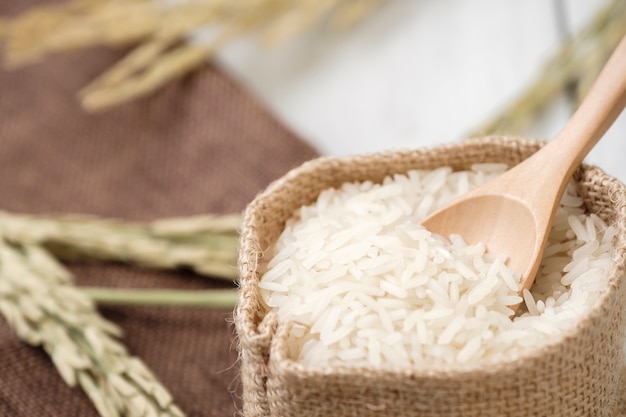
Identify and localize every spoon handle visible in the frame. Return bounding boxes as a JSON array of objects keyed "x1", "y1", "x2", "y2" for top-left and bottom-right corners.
[
  {"x1": 547, "y1": 34, "x2": 626, "y2": 178},
  {"x1": 494, "y1": 34, "x2": 626, "y2": 204},
  {"x1": 473, "y1": 34, "x2": 626, "y2": 227}
]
